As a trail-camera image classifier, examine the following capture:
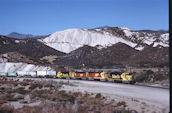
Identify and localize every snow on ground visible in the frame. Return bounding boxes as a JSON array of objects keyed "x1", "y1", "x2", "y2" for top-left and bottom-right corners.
[
  {"x1": 153, "y1": 42, "x2": 169, "y2": 47},
  {"x1": 120, "y1": 27, "x2": 133, "y2": 37},
  {"x1": 39, "y1": 28, "x2": 137, "y2": 53},
  {"x1": 135, "y1": 46, "x2": 144, "y2": 51},
  {"x1": 15, "y1": 40, "x2": 20, "y2": 43},
  {"x1": 0, "y1": 62, "x2": 53, "y2": 72},
  {"x1": 39, "y1": 28, "x2": 169, "y2": 53},
  {"x1": 9, "y1": 101, "x2": 42, "y2": 109}
]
